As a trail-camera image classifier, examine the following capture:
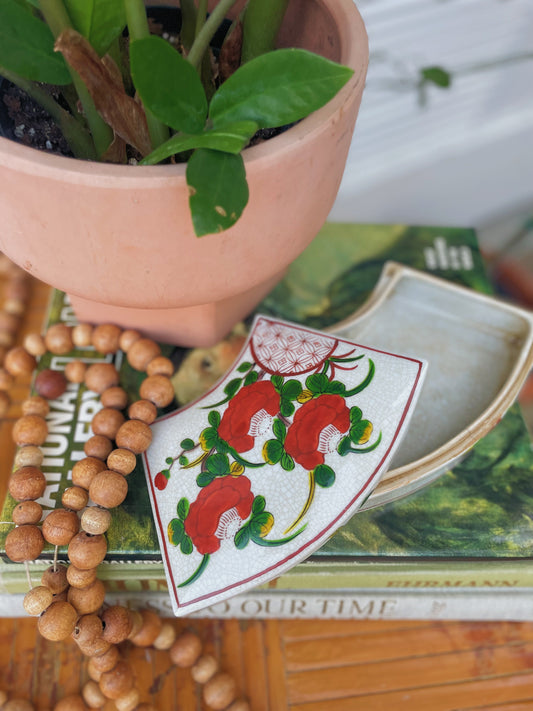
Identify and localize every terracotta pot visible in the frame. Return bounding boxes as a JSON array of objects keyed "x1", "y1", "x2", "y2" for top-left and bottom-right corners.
[{"x1": 0, "y1": 0, "x2": 368, "y2": 347}]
